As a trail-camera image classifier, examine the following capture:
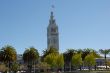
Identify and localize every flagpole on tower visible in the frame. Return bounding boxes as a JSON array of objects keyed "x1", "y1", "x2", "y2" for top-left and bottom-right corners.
[
  {"x1": 51, "y1": 5, "x2": 55, "y2": 12},
  {"x1": 50, "y1": 4, "x2": 55, "y2": 20},
  {"x1": 50, "y1": 1, "x2": 55, "y2": 20}
]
